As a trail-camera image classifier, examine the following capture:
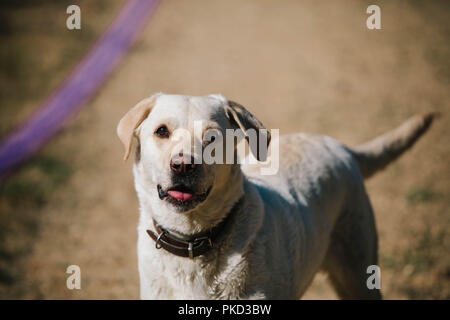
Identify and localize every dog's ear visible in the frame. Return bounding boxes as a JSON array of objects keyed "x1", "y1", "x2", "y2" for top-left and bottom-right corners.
[
  {"x1": 225, "y1": 100, "x2": 271, "y2": 161},
  {"x1": 117, "y1": 95, "x2": 158, "y2": 161}
]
